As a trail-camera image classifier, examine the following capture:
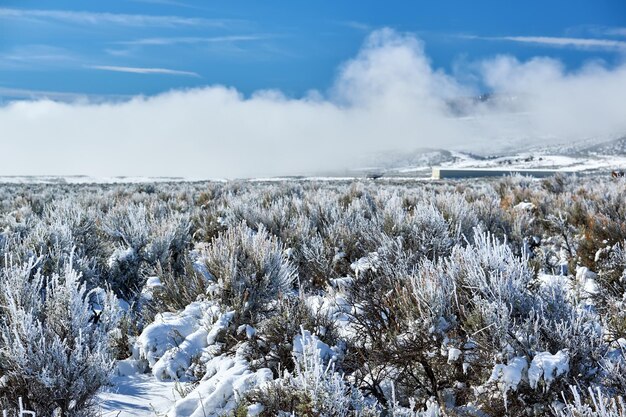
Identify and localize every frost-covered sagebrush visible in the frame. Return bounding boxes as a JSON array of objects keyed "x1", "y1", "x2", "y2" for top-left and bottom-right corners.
[
  {"x1": 0, "y1": 256, "x2": 120, "y2": 416},
  {"x1": 0, "y1": 176, "x2": 625, "y2": 416}
]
